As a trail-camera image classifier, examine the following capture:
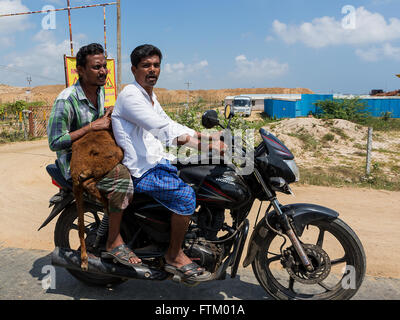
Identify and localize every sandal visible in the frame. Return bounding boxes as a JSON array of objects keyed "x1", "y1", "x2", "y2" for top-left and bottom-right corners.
[
  {"x1": 164, "y1": 262, "x2": 212, "y2": 282},
  {"x1": 101, "y1": 244, "x2": 142, "y2": 267}
]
